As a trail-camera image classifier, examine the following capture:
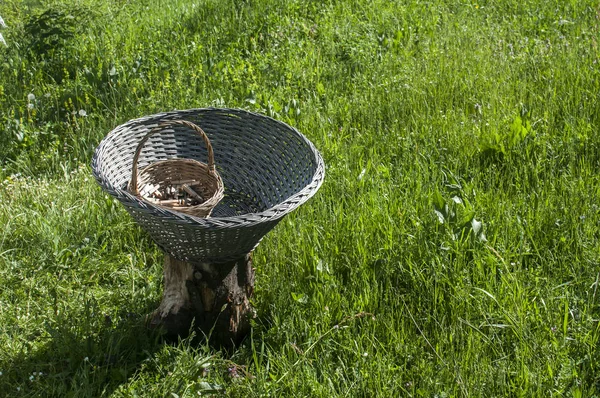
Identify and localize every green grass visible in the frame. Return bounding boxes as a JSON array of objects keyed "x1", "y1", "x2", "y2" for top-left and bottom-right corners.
[{"x1": 1, "y1": 0, "x2": 600, "y2": 396}]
